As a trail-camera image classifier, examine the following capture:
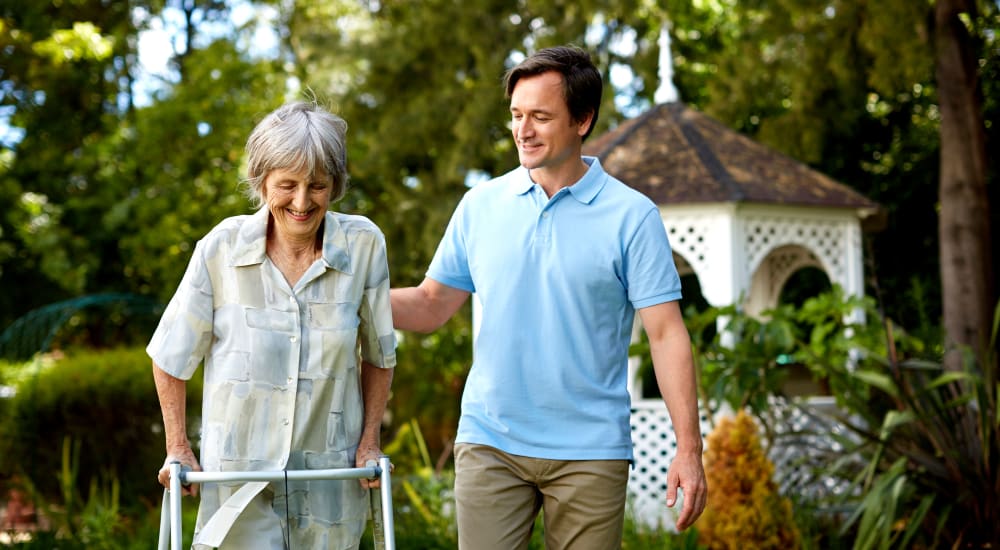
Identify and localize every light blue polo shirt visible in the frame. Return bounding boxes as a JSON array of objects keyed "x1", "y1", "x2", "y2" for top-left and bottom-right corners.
[{"x1": 428, "y1": 157, "x2": 681, "y2": 461}]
